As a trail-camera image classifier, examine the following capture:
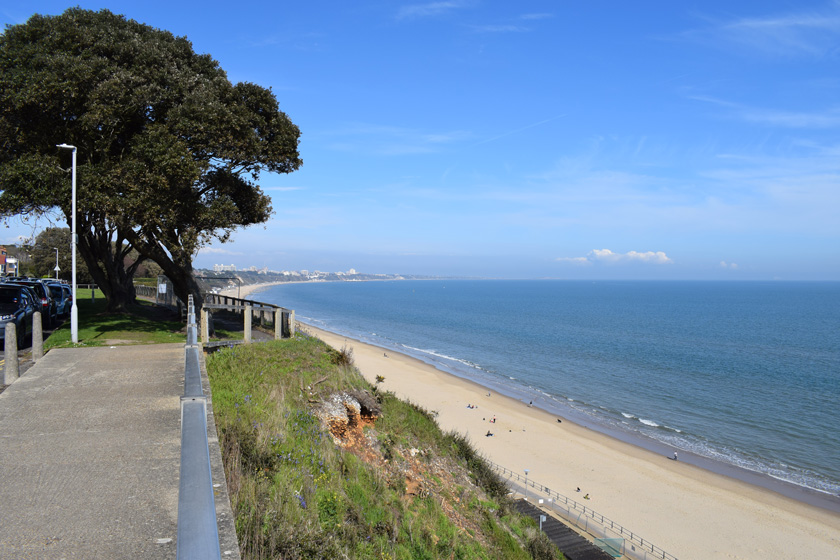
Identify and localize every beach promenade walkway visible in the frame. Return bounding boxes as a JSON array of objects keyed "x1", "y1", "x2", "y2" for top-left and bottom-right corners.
[
  {"x1": 0, "y1": 343, "x2": 185, "y2": 559},
  {"x1": 514, "y1": 499, "x2": 615, "y2": 560}
]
